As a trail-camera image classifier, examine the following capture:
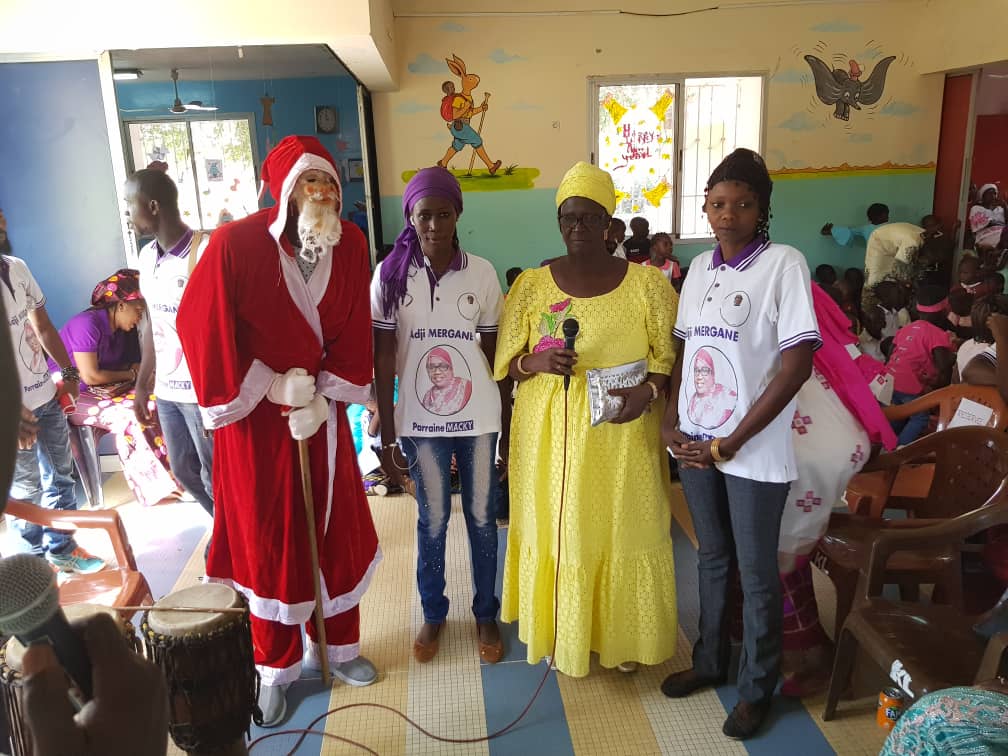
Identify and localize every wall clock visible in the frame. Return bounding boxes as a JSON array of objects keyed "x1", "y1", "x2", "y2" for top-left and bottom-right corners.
[{"x1": 315, "y1": 105, "x2": 338, "y2": 134}]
